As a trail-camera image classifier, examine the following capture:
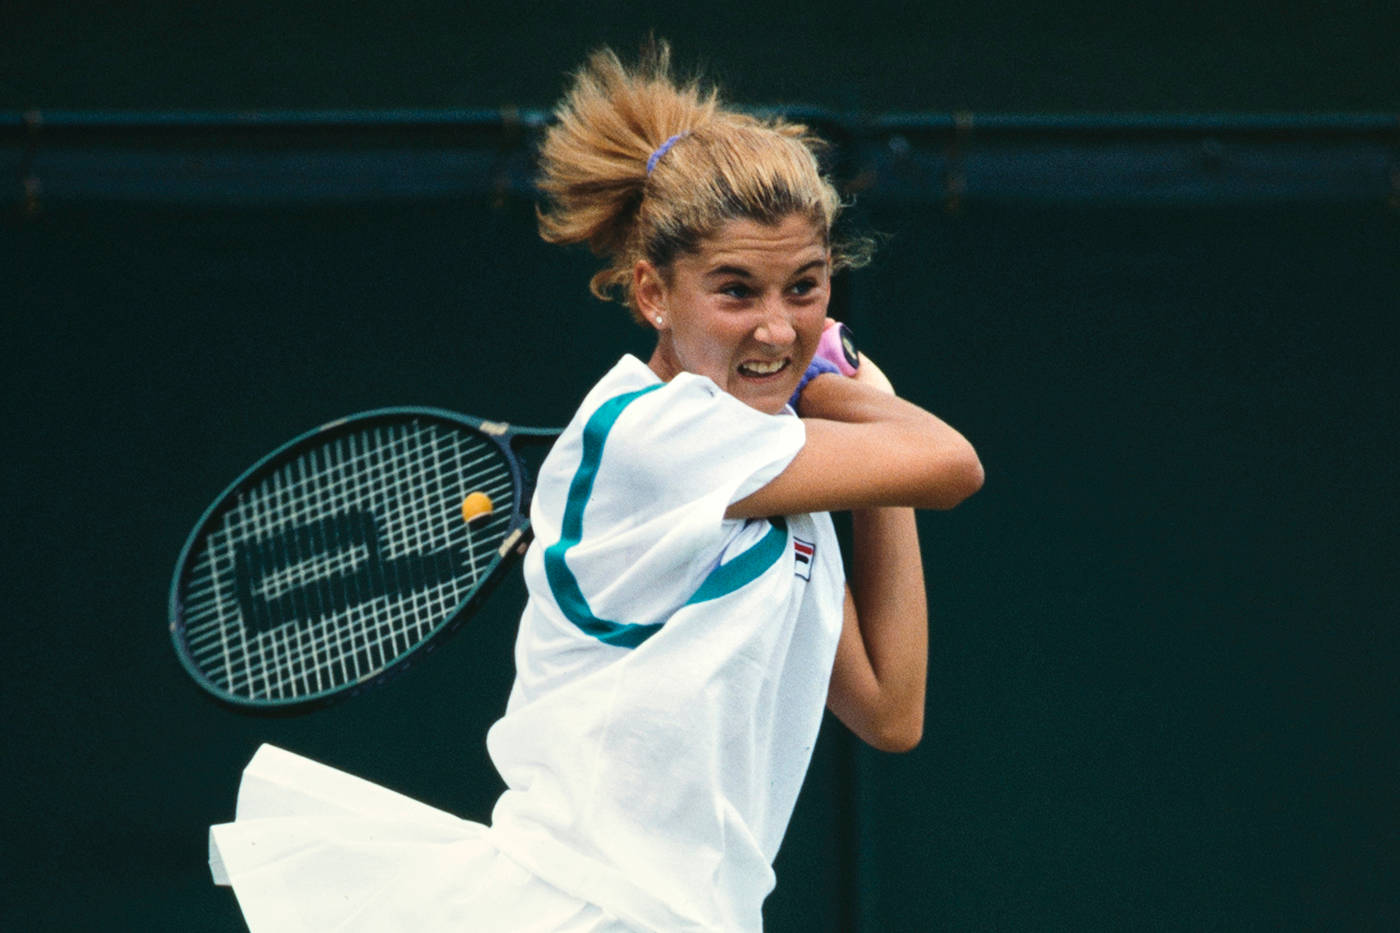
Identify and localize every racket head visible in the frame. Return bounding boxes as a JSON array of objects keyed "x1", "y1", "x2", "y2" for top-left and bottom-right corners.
[{"x1": 168, "y1": 408, "x2": 556, "y2": 713}]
